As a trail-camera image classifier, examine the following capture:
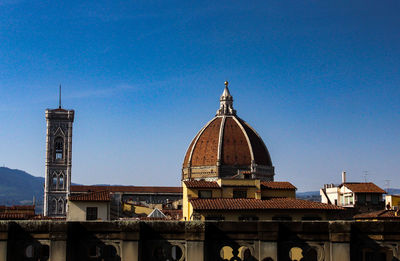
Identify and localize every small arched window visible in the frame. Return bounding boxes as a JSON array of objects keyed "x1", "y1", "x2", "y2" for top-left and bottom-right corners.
[
  {"x1": 58, "y1": 199, "x2": 64, "y2": 214},
  {"x1": 59, "y1": 175, "x2": 64, "y2": 189},
  {"x1": 25, "y1": 245, "x2": 34, "y2": 258},
  {"x1": 54, "y1": 137, "x2": 64, "y2": 160},
  {"x1": 52, "y1": 174, "x2": 57, "y2": 189},
  {"x1": 51, "y1": 199, "x2": 57, "y2": 215}
]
